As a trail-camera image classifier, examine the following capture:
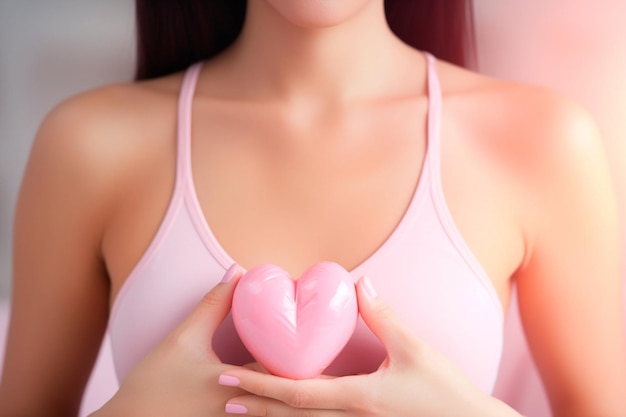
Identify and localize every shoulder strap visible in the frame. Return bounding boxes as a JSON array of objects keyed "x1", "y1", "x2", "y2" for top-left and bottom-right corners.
[
  {"x1": 424, "y1": 52, "x2": 442, "y2": 173},
  {"x1": 176, "y1": 62, "x2": 203, "y2": 183}
]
